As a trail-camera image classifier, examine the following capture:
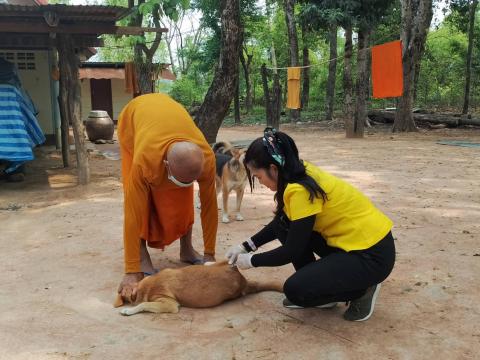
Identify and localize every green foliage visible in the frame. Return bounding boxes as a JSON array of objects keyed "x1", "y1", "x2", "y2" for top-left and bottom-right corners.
[{"x1": 416, "y1": 23, "x2": 469, "y2": 109}]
